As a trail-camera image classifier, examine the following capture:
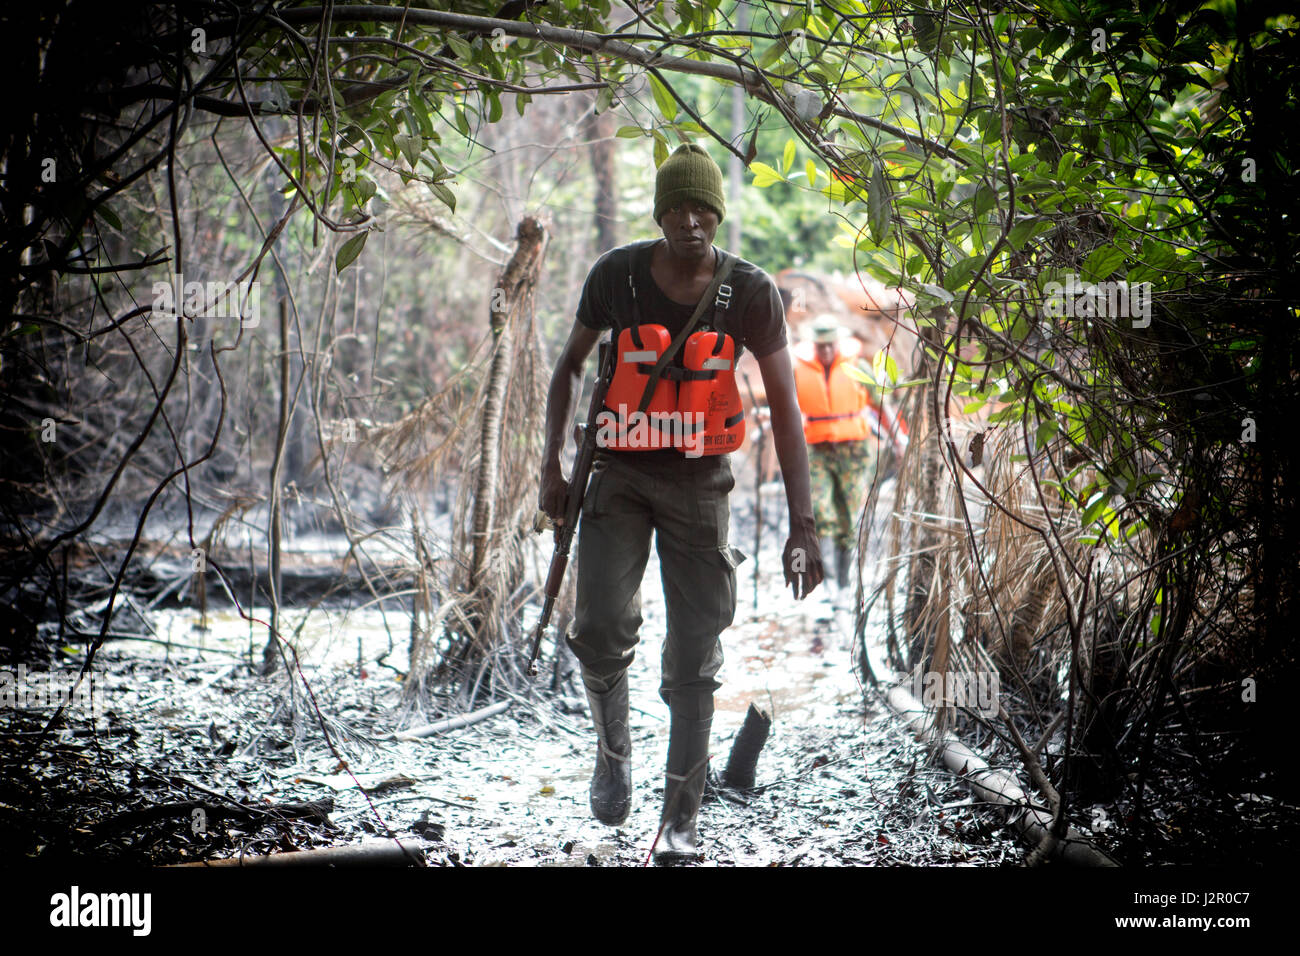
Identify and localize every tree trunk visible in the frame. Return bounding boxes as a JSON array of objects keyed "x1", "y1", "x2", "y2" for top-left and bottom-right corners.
[
  {"x1": 904, "y1": 382, "x2": 941, "y2": 669},
  {"x1": 586, "y1": 108, "x2": 620, "y2": 254},
  {"x1": 468, "y1": 218, "x2": 547, "y2": 590}
]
